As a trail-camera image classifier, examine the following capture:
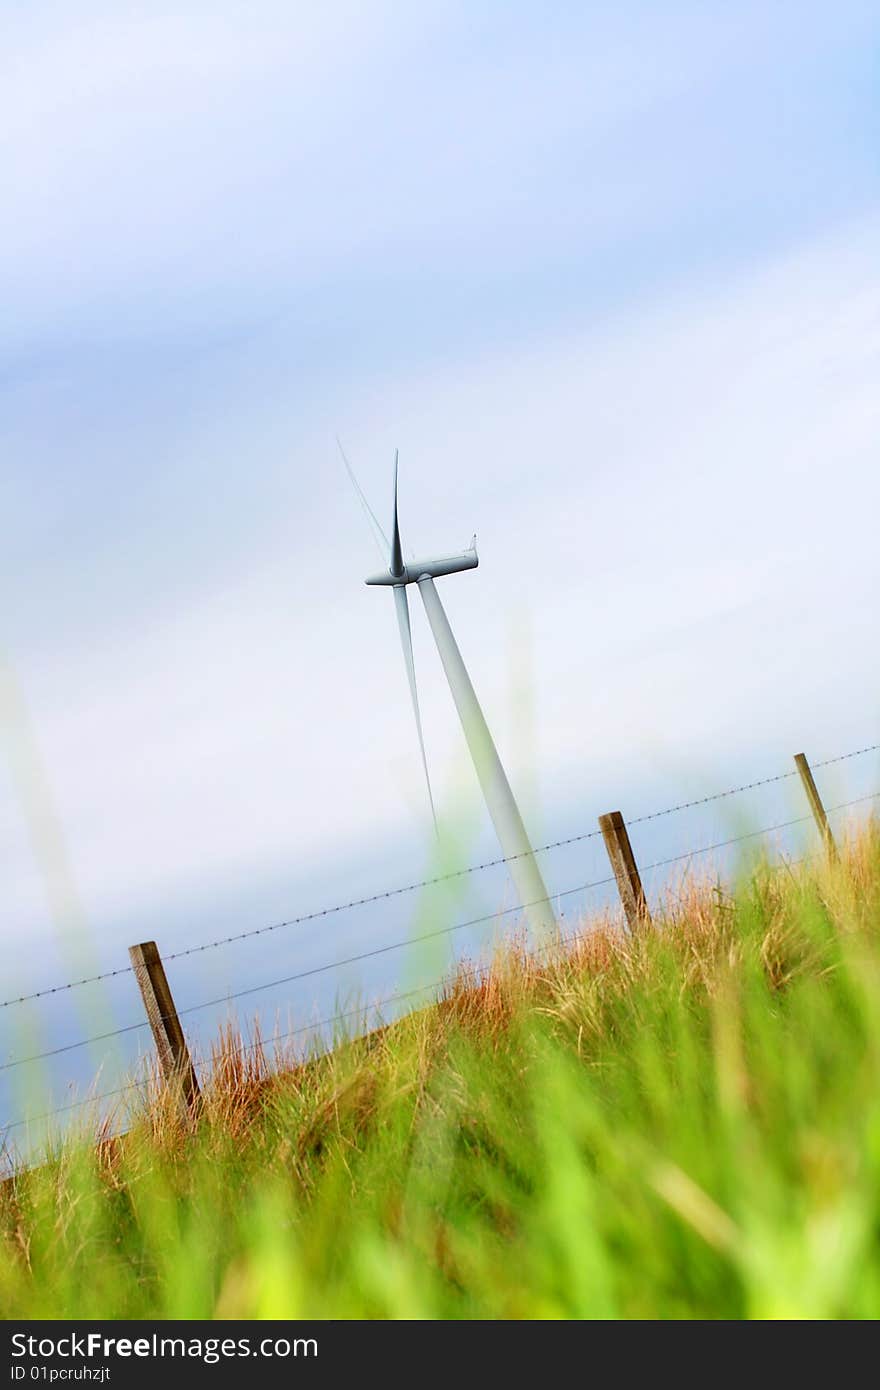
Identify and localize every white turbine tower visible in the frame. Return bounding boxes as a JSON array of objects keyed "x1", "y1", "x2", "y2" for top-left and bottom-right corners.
[{"x1": 361, "y1": 451, "x2": 557, "y2": 938}]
